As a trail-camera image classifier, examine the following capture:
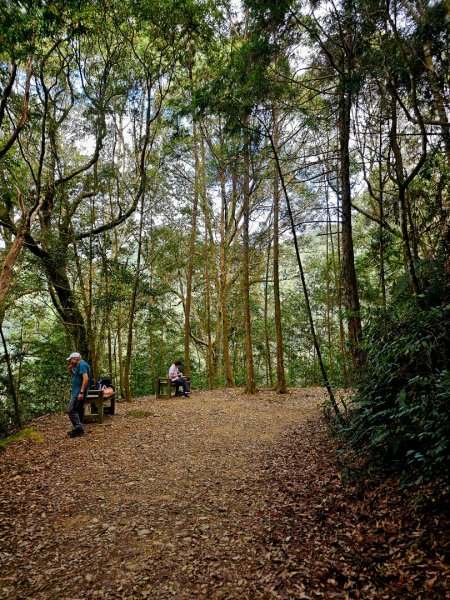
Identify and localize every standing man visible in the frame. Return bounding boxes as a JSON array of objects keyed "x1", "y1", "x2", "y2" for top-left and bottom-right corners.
[
  {"x1": 168, "y1": 360, "x2": 190, "y2": 397},
  {"x1": 67, "y1": 351, "x2": 91, "y2": 438}
]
